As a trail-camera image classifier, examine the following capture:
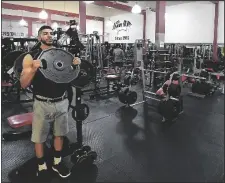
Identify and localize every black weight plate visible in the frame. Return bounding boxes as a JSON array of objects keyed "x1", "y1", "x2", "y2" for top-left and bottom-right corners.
[
  {"x1": 72, "y1": 103, "x2": 90, "y2": 121},
  {"x1": 71, "y1": 60, "x2": 94, "y2": 88},
  {"x1": 82, "y1": 146, "x2": 91, "y2": 153},
  {"x1": 118, "y1": 87, "x2": 130, "y2": 104},
  {"x1": 87, "y1": 151, "x2": 97, "y2": 161},
  {"x1": 77, "y1": 155, "x2": 88, "y2": 164},
  {"x1": 3, "y1": 50, "x2": 25, "y2": 68},
  {"x1": 38, "y1": 48, "x2": 80, "y2": 83},
  {"x1": 127, "y1": 91, "x2": 137, "y2": 104},
  {"x1": 158, "y1": 99, "x2": 176, "y2": 120}
]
